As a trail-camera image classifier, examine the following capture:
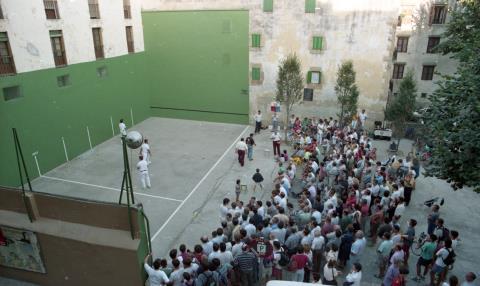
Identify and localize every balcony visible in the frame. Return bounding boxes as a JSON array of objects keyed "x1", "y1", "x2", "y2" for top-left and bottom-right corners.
[
  {"x1": 123, "y1": 5, "x2": 131, "y2": 19},
  {"x1": 0, "y1": 56, "x2": 16, "y2": 75},
  {"x1": 94, "y1": 45, "x2": 104, "y2": 59},
  {"x1": 44, "y1": 0, "x2": 60, "y2": 19},
  {"x1": 127, "y1": 41, "x2": 134, "y2": 53},
  {"x1": 89, "y1": 4, "x2": 100, "y2": 19}
]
